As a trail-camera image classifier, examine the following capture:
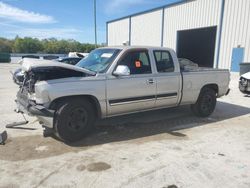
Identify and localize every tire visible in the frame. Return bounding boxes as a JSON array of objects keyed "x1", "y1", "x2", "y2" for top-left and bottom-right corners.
[
  {"x1": 191, "y1": 87, "x2": 217, "y2": 117},
  {"x1": 54, "y1": 98, "x2": 95, "y2": 142}
]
